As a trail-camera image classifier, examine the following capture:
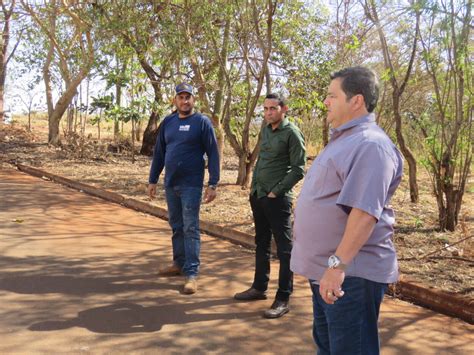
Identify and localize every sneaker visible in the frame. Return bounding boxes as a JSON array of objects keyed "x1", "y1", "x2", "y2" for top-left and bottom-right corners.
[
  {"x1": 263, "y1": 300, "x2": 289, "y2": 319},
  {"x1": 158, "y1": 264, "x2": 182, "y2": 276},
  {"x1": 183, "y1": 277, "x2": 197, "y2": 294},
  {"x1": 234, "y1": 287, "x2": 267, "y2": 301}
]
